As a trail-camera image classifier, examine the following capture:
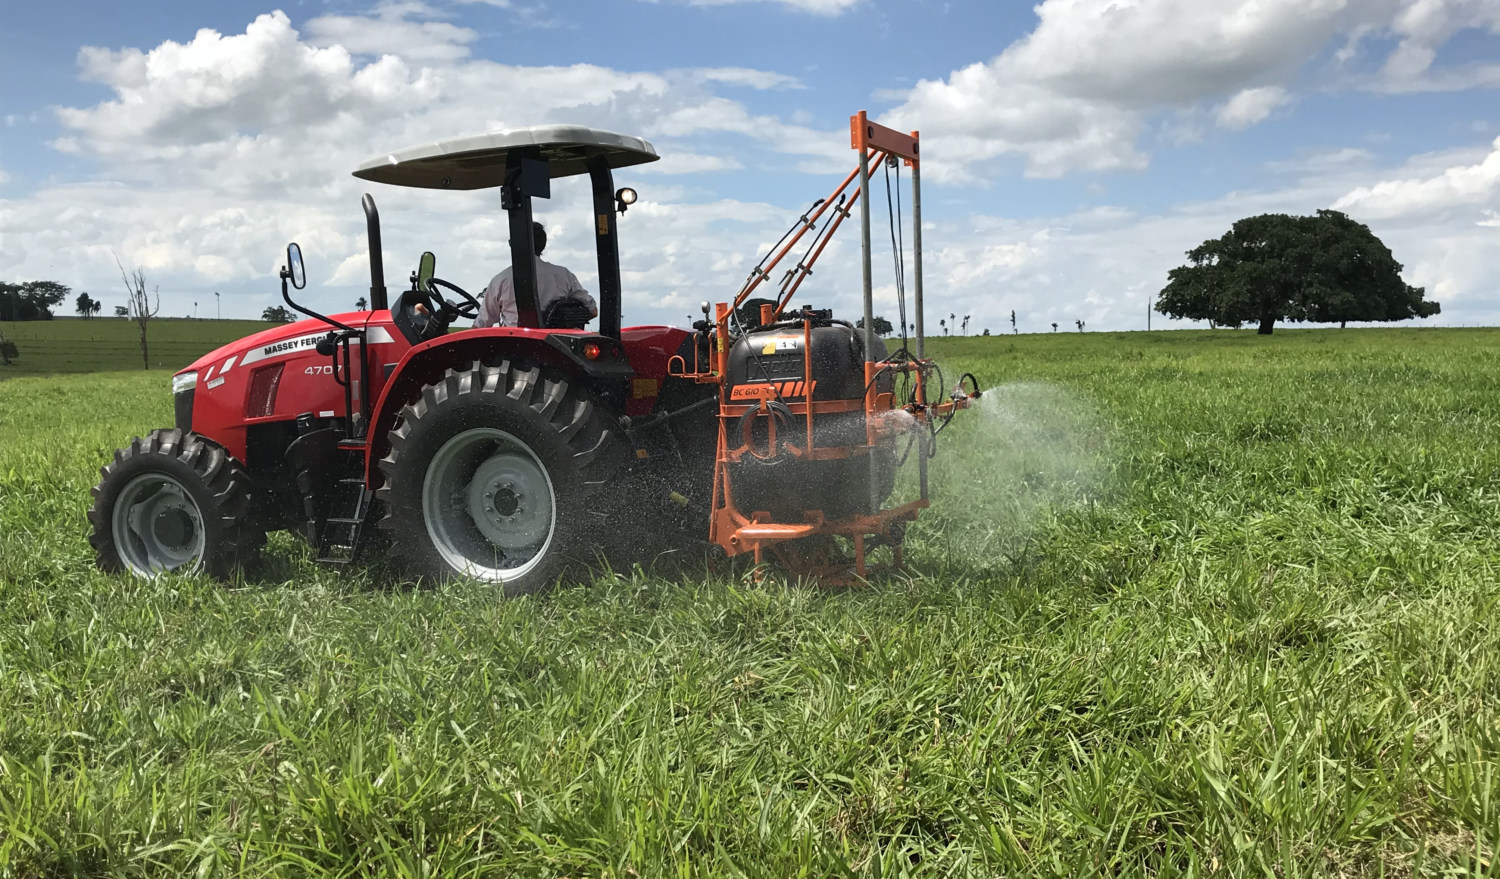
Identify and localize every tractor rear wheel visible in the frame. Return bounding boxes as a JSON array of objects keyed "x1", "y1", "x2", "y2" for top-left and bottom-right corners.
[
  {"x1": 377, "y1": 361, "x2": 621, "y2": 594},
  {"x1": 88, "y1": 429, "x2": 261, "y2": 579}
]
